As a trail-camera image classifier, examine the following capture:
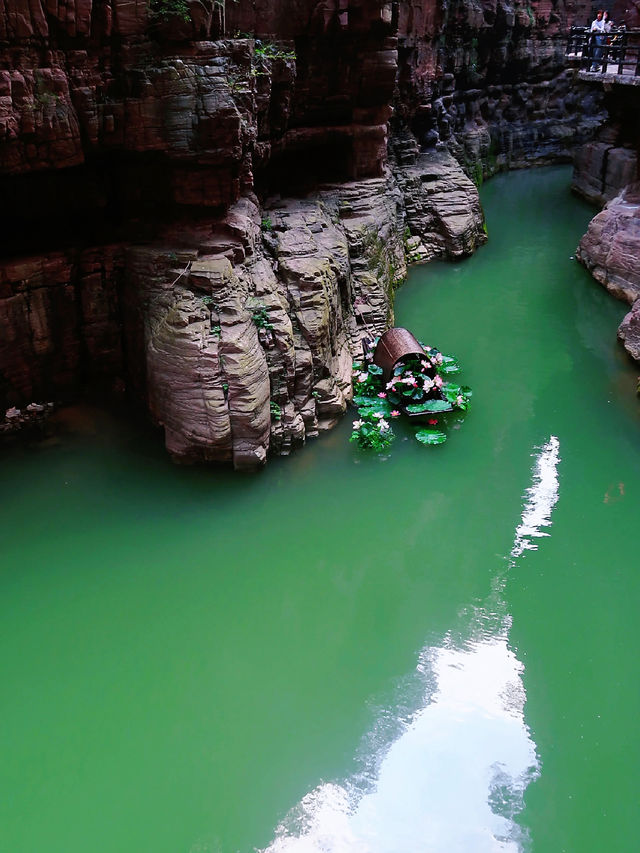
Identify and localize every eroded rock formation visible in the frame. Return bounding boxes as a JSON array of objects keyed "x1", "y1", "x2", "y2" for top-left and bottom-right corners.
[
  {"x1": 577, "y1": 182, "x2": 640, "y2": 364},
  {"x1": 573, "y1": 80, "x2": 640, "y2": 365},
  {"x1": 1, "y1": 0, "x2": 611, "y2": 463},
  {"x1": 126, "y1": 152, "x2": 483, "y2": 468}
]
